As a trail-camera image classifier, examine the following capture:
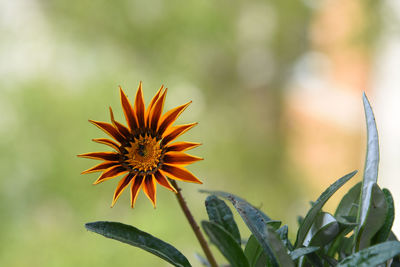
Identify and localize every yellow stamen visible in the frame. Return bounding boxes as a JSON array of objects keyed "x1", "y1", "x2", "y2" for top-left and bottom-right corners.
[{"x1": 125, "y1": 135, "x2": 162, "y2": 172}]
